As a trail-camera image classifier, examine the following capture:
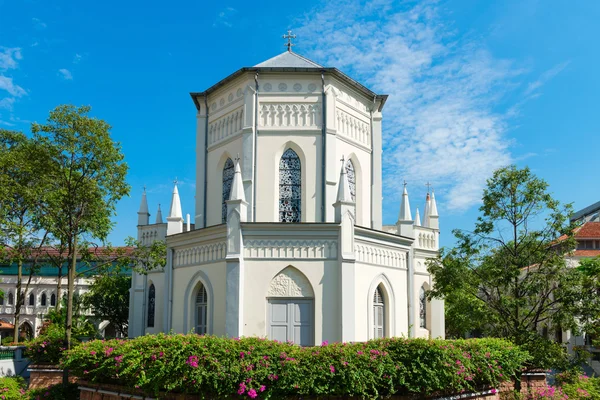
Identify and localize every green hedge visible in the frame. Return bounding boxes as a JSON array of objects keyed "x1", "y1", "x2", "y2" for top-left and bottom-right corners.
[{"x1": 62, "y1": 335, "x2": 529, "y2": 399}]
